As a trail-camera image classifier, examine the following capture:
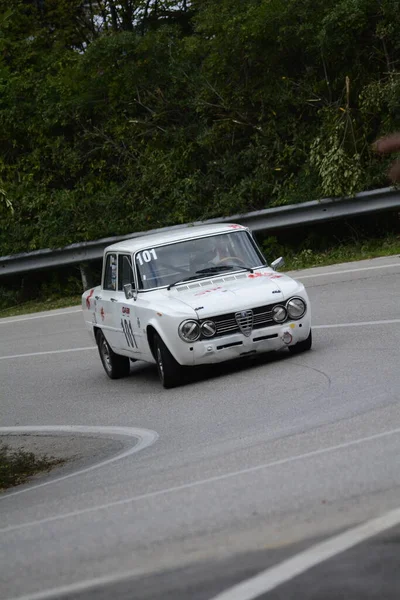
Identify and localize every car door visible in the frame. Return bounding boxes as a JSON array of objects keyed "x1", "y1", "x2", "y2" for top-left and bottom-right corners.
[
  {"x1": 96, "y1": 252, "x2": 121, "y2": 348},
  {"x1": 115, "y1": 253, "x2": 142, "y2": 357}
]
